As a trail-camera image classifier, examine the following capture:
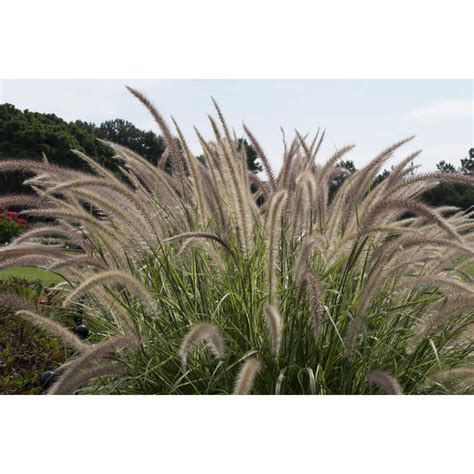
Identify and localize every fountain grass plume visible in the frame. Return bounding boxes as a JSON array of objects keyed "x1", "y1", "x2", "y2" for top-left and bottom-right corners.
[
  {"x1": 304, "y1": 273, "x2": 324, "y2": 337},
  {"x1": 368, "y1": 370, "x2": 403, "y2": 395},
  {"x1": 125, "y1": 86, "x2": 186, "y2": 183},
  {"x1": 48, "y1": 336, "x2": 138, "y2": 394},
  {"x1": 15, "y1": 310, "x2": 89, "y2": 353},
  {"x1": 48, "y1": 362, "x2": 127, "y2": 395},
  {"x1": 164, "y1": 232, "x2": 238, "y2": 264},
  {"x1": 266, "y1": 190, "x2": 288, "y2": 304},
  {"x1": 294, "y1": 236, "x2": 319, "y2": 285},
  {"x1": 264, "y1": 305, "x2": 283, "y2": 356},
  {"x1": 62, "y1": 270, "x2": 155, "y2": 312},
  {"x1": 179, "y1": 322, "x2": 225, "y2": 371},
  {"x1": 233, "y1": 357, "x2": 261, "y2": 395}
]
